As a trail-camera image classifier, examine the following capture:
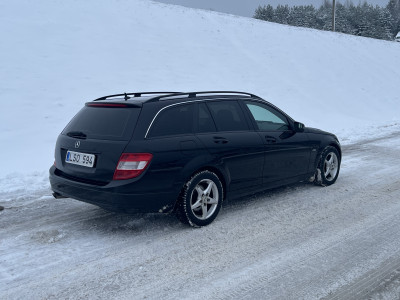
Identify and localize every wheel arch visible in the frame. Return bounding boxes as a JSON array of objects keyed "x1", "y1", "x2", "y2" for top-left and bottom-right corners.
[
  {"x1": 313, "y1": 142, "x2": 341, "y2": 174},
  {"x1": 172, "y1": 165, "x2": 228, "y2": 212},
  {"x1": 329, "y1": 142, "x2": 342, "y2": 160}
]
